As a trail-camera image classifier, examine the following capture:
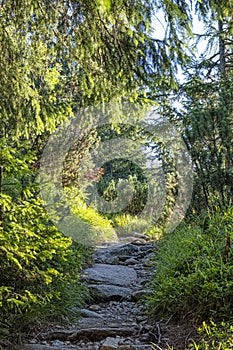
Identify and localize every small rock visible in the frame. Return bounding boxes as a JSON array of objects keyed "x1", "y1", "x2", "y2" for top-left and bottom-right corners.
[
  {"x1": 51, "y1": 340, "x2": 66, "y2": 346},
  {"x1": 143, "y1": 258, "x2": 154, "y2": 267},
  {"x1": 125, "y1": 258, "x2": 139, "y2": 265},
  {"x1": 119, "y1": 255, "x2": 132, "y2": 262},
  {"x1": 89, "y1": 304, "x2": 102, "y2": 311},
  {"x1": 79, "y1": 308, "x2": 103, "y2": 318},
  {"x1": 131, "y1": 232, "x2": 150, "y2": 241},
  {"x1": 131, "y1": 239, "x2": 147, "y2": 245},
  {"x1": 100, "y1": 337, "x2": 119, "y2": 349},
  {"x1": 89, "y1": 284, "x2": 132, "y2": 301},
  {"x1": 136, "y1": 315, "x2": 147, "y2": 322},
  {"x1": 95, "y1": 243, "x2": 139, "y2": 260},
  {"x1": 131, "y1": 290, "x2": 149, "y2": 301}
]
